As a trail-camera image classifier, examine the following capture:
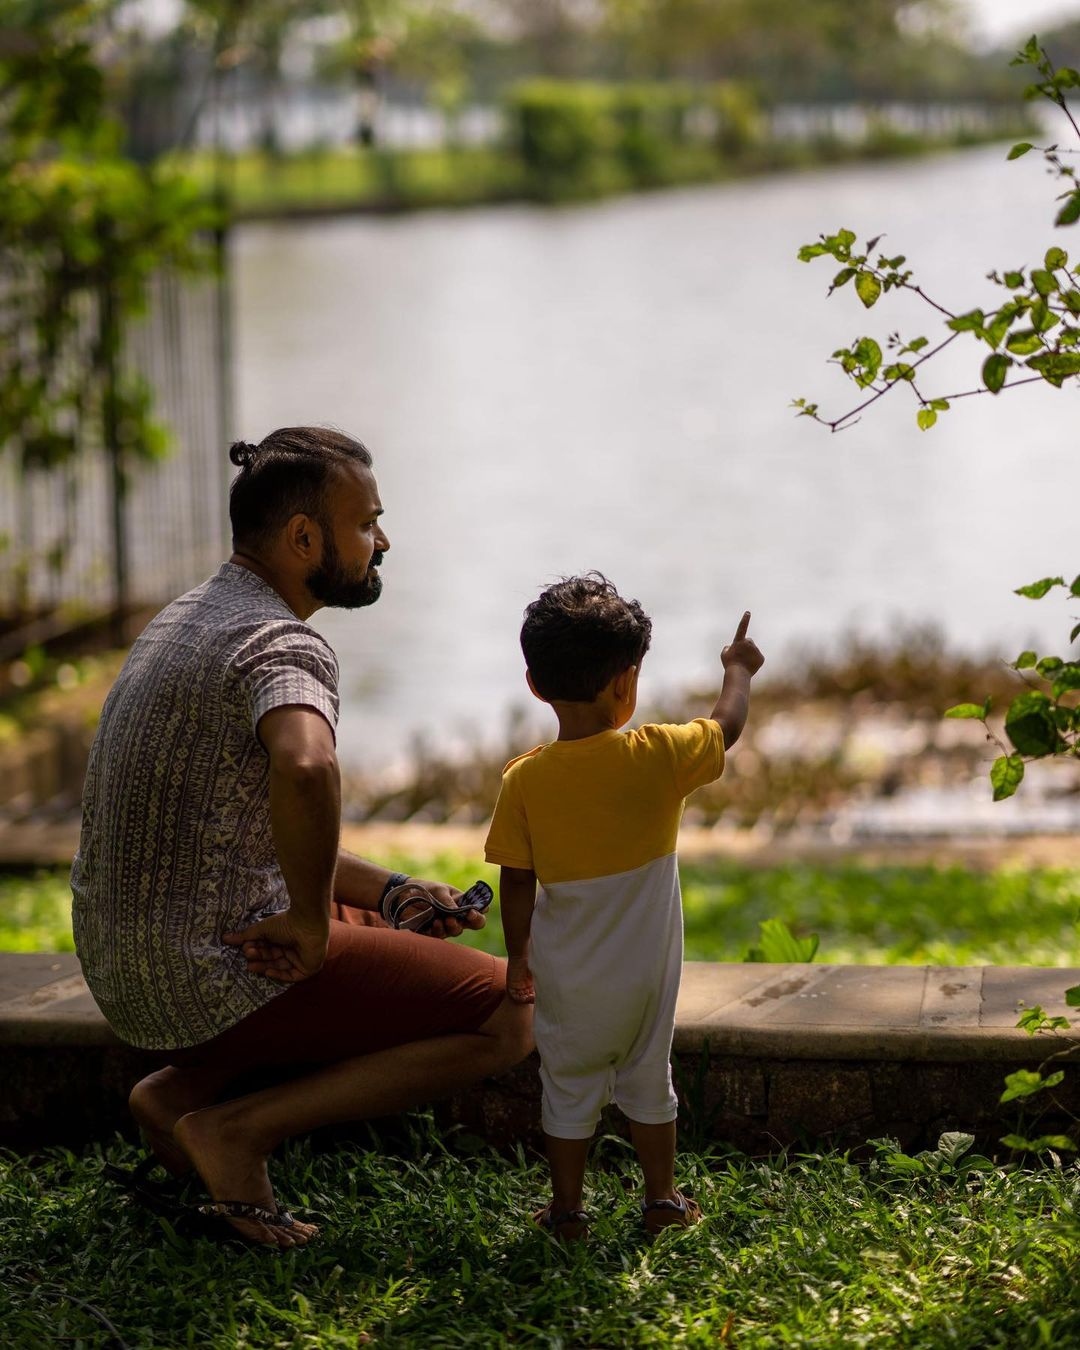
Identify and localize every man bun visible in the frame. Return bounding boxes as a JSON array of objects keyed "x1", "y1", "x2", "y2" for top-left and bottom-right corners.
[{"x1": 229, "y1": 440, "x2": 259, "y2": 469}]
